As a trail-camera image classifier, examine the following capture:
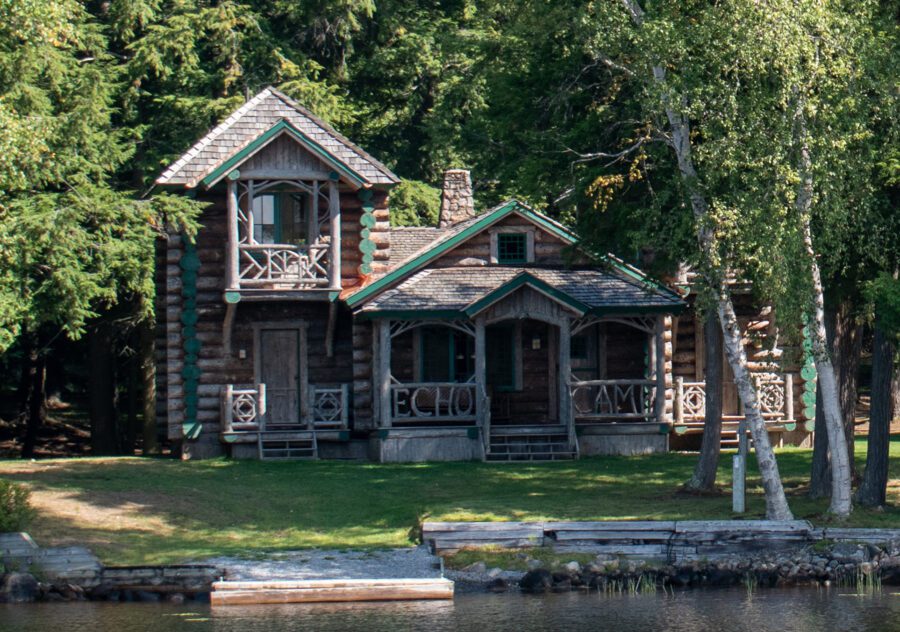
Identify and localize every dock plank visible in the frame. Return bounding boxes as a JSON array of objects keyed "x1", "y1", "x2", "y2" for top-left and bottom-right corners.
[{"x1": 210, "y1": 578, "x2": 454, "y2": 606}]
